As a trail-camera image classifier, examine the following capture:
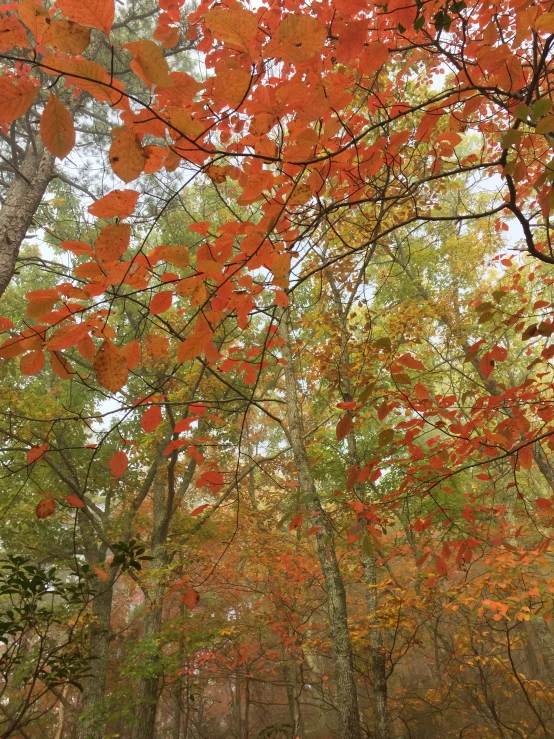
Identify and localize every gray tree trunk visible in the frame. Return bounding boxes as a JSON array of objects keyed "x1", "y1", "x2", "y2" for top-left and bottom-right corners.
[
  {"x1": 77, "y1": 579, "x2": 114, "y2": 739},
  {"x1": 132, "y1": 477, "x2": 169, "y2": 739},
  {"x1": 0, "y1": 140, "x2": 54, "y2": 298},
  {"x1": 279, "y1": 309, "x2": 362, "y2": 739}
]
